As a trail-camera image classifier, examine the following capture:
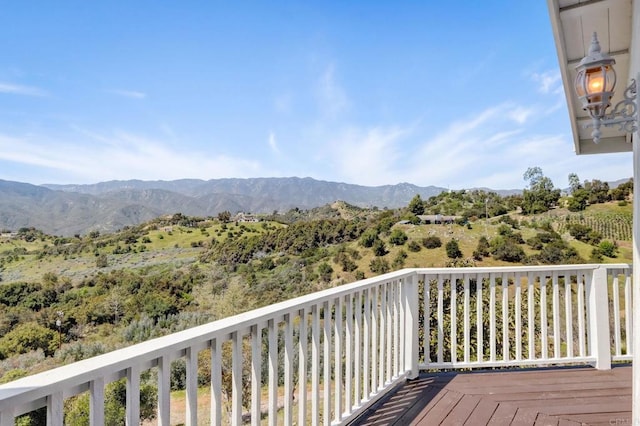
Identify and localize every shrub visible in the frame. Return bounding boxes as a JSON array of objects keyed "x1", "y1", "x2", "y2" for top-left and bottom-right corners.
[
  {"x1": 492, "y1": 242, "x2": 525, "y2": 263},
  {"x1": 392, "y1": 250, "x2": 407, "y2": 269},
  {"x1": 422, "y1": 236, "x2": 442, "y2": 249},
  {"x1": 0, "y1": 322, "x2": 57, "y2": 359},
  {"x1": 407, "y1": 240, "x2": 421, "y2": 252},
  {"x1": 590, "y1": 247, "x2": 604, "y2": 262},
  {"x1": 445, "y1": 240, "x2": 463, "y2": 259},
  {"x1": 474, "y1": 236, "x2": 490, "y2": 258},
  {"x1": 372, "y1": 239, "x2": 388, "y2": 256},
  {"x1": 96, "y1": 254, "x2": 108, "y2": 268},
  {"x1": 497, "y1": 224, "x2": 513, "y2": 236},
  {"x1": 598, "y1": 240, "x2": 617, "y2": 258},
  {"x1": 317, "y1": 262, "x2": 334, "y2": 282},
  {"x1": 568, "y1": 223, "x2": 592, "y2": 242},
  {"x1": 359, "y1": 229, "x2": 379, "y2": 248},
  {"x1": 389, "y1": 229, "x2": 408, "y2": 246},
  {"x1": 369, "y1": 257, "x2": 390, "y2": 274}
]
